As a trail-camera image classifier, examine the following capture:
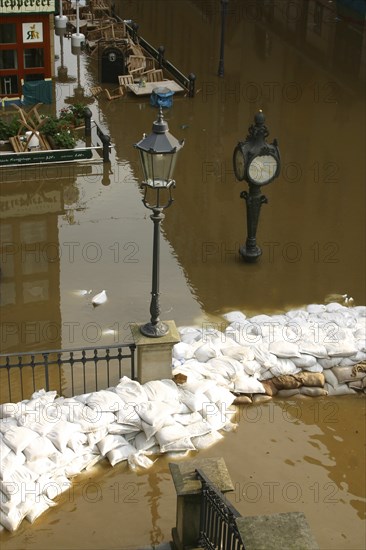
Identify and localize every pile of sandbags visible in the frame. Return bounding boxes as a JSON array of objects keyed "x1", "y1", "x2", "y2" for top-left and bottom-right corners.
[
  {"x1": 0, "y1": 378, "x2": 236, "y2": 532},
  {"x1": 172, "y1": 303, "x2": 366, "y2": 400}
]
